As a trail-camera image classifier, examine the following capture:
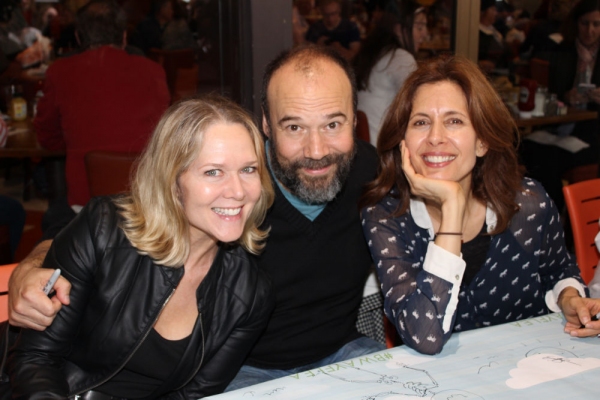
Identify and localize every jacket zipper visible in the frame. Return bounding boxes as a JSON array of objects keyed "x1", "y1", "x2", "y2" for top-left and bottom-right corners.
[
  {"x1": 173, "y1": 312, "x2": 205, "y2": 390},
  {"x1": 70, "y1": 288, "x2": 176, "y2": 398}
]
